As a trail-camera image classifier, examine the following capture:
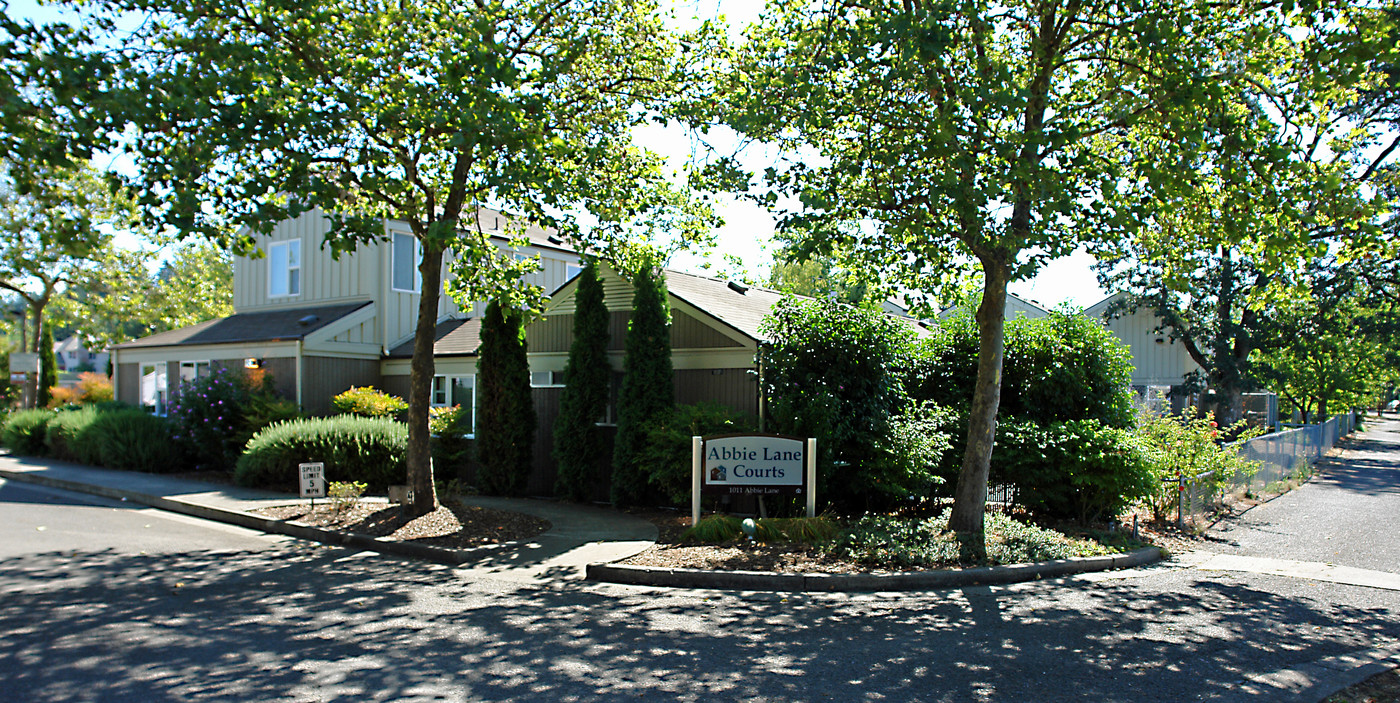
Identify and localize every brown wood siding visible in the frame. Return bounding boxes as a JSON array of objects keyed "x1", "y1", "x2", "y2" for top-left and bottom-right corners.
[
  {"x1": 672, "y1": 310, "x2": 742, "y2": 349},
  {"x1": 607, "y1": 310, "x2": 630, "y2": 351},
  {"x1": 303, "y1": 356, "x2": 381, "y2": 416},
  {"x1": 527, "y1": 315, "x2": 574, "y2": 353},
  {"x1": 380, "y1": 374, "x2": 411, "y2": 402},
  {"x1": 117, "y1": 363, "x2": 139, "y2": 405},
  {"x1": 526, "y1": 387, "x2": 564, "y2": 496},
  {"x1": 674, "y1": 368, "x2": 758, "y2": 417},
  {"x1": 262, "y1": 357, "x2": 298, "y2": 405}
]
